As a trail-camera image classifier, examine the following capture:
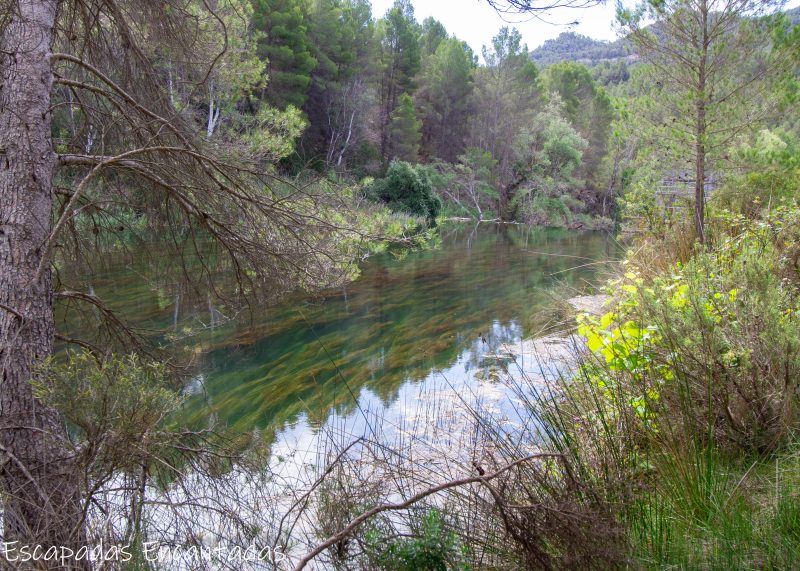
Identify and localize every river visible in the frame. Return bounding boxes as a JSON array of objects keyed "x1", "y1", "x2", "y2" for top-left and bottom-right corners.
[{"x1": 60, "y1": 222, "x2": 618, "y2": 458}]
